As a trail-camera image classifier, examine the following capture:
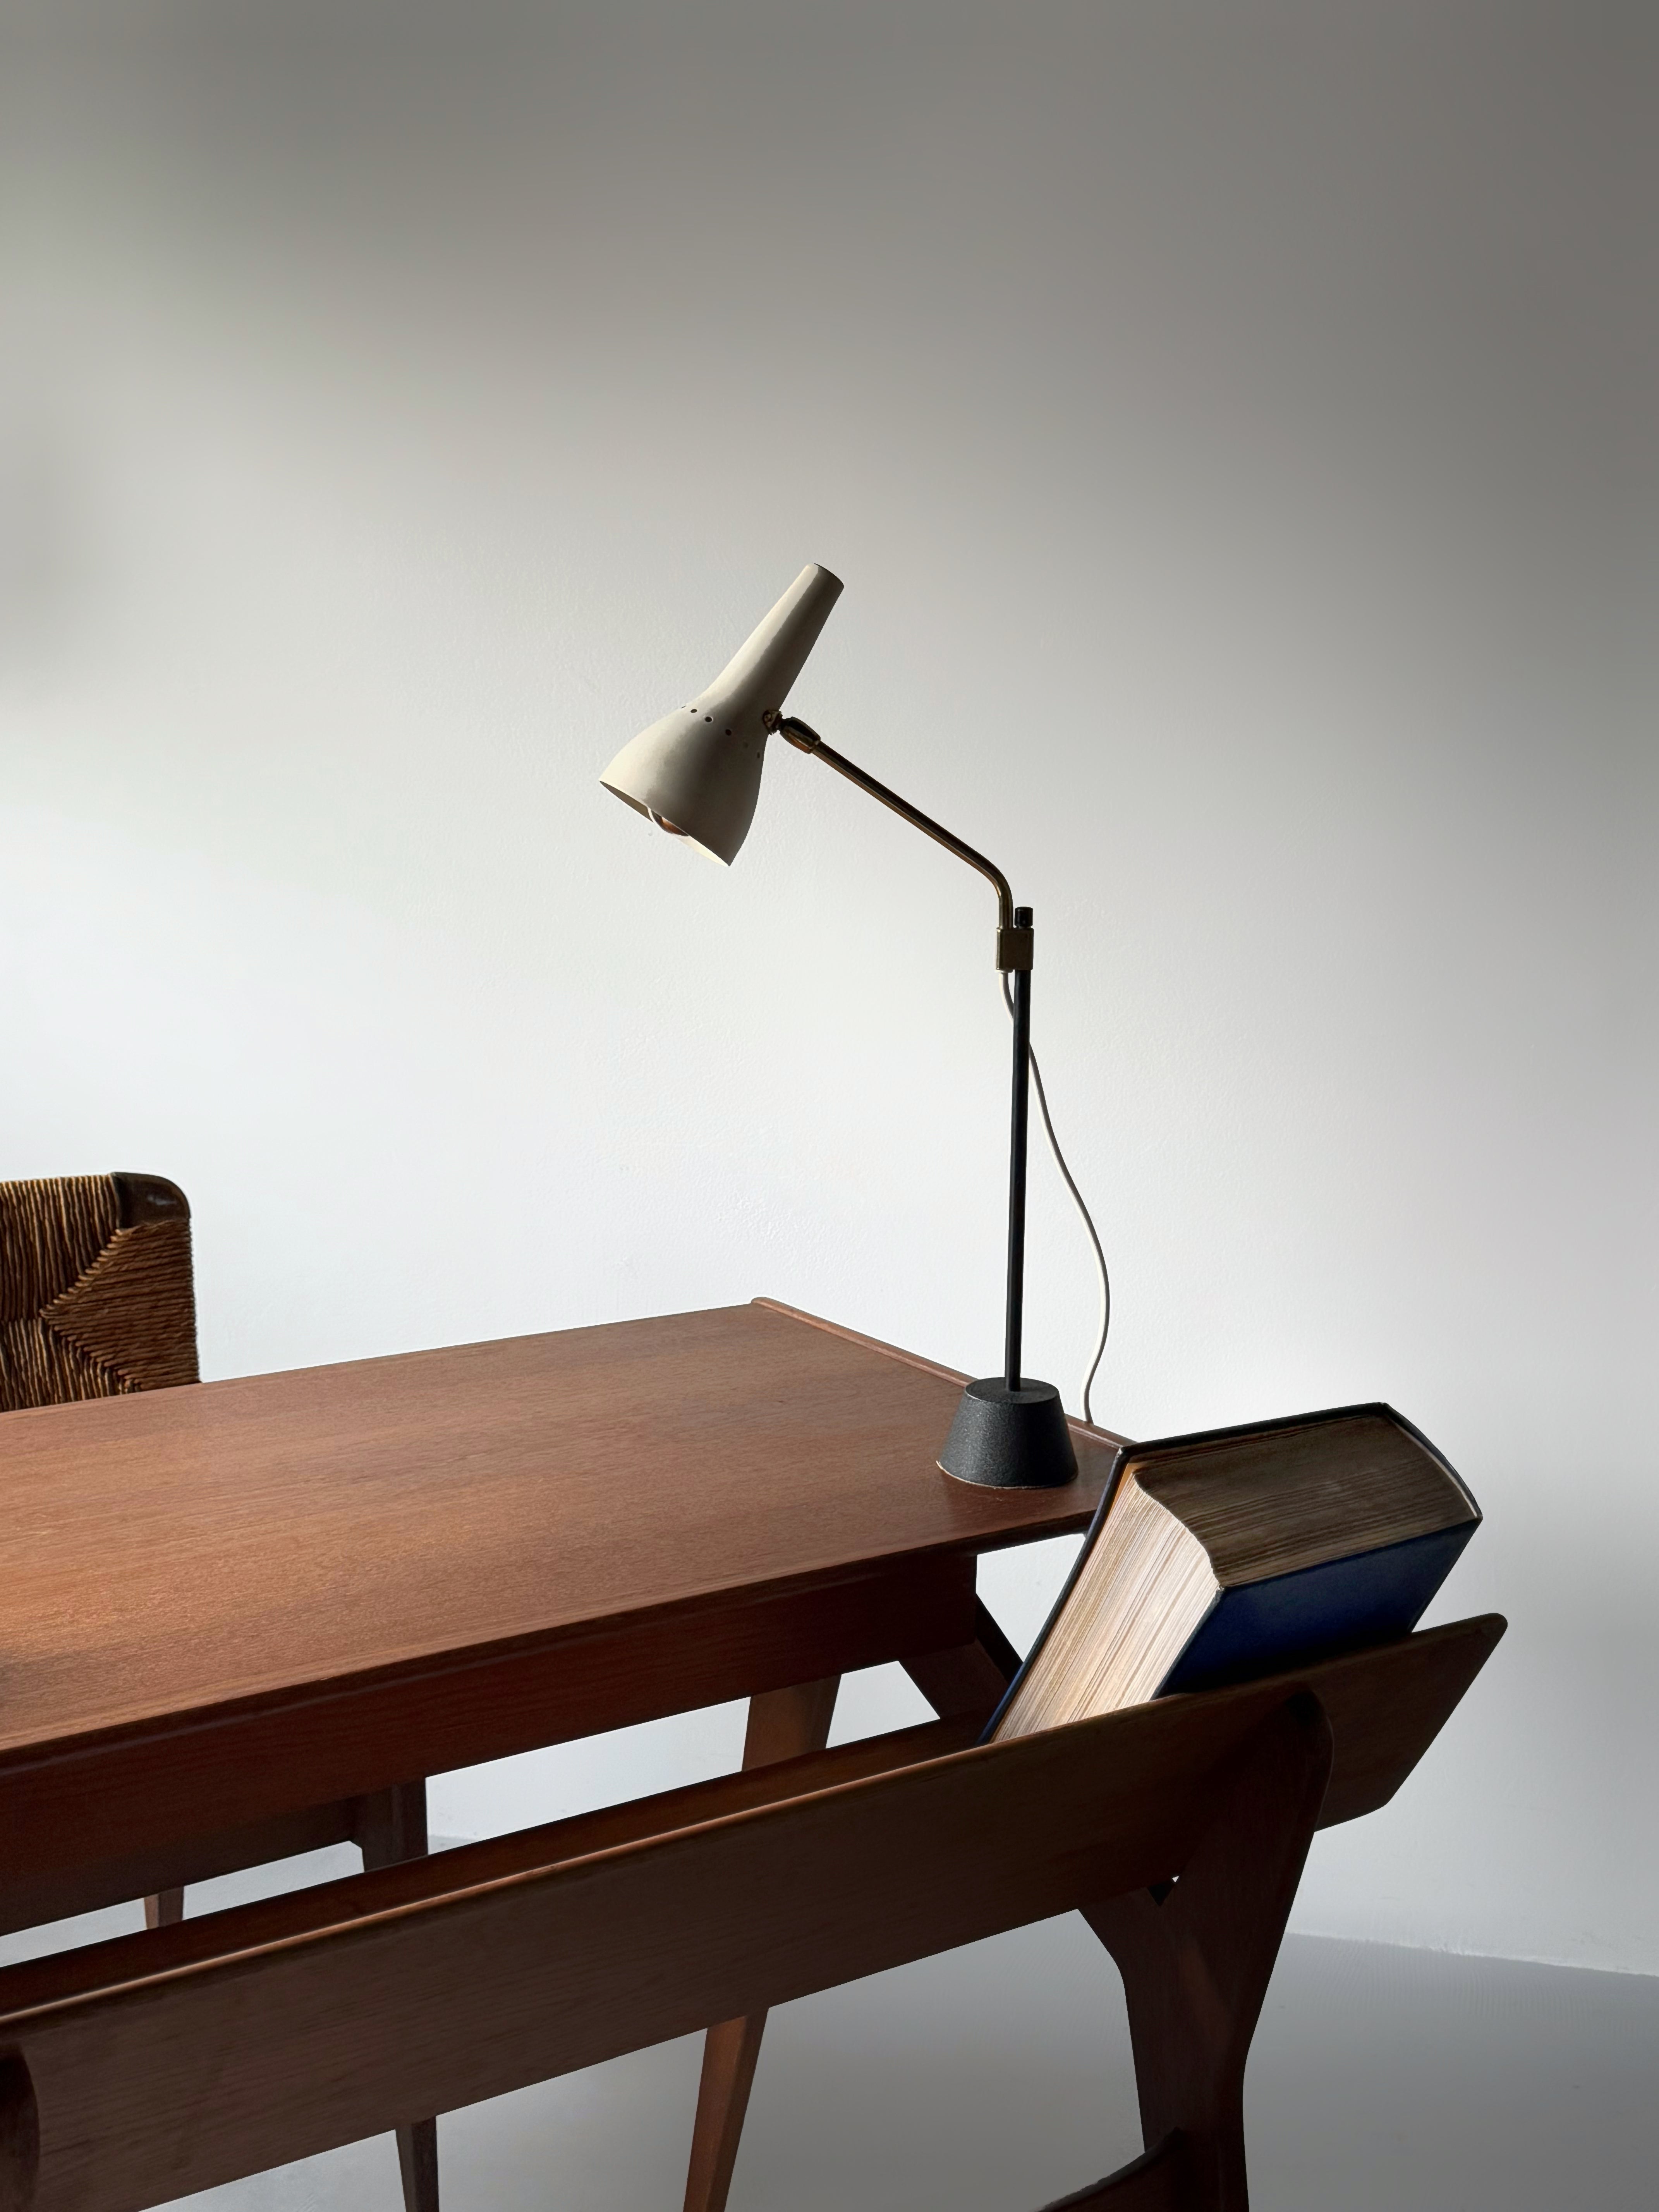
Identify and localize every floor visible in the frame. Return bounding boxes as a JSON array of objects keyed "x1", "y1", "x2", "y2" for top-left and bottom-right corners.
[{"x1": 6, "y1": 1851, "x2": 1653, "y2": 2212}]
